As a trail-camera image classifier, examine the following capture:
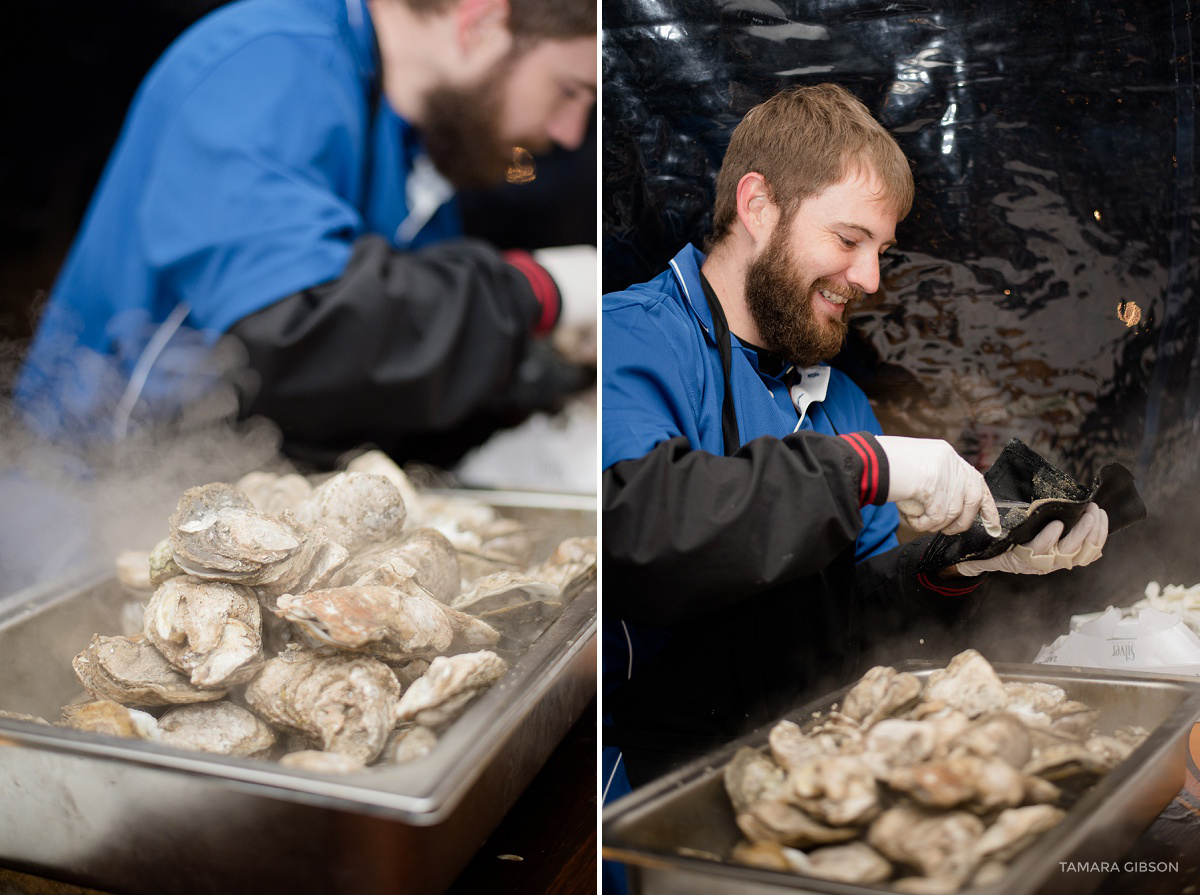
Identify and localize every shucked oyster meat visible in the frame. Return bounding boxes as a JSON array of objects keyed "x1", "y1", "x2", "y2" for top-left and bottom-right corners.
[{"x1": 722, "y1": 650, "x2": 1149, "y2": 893}]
